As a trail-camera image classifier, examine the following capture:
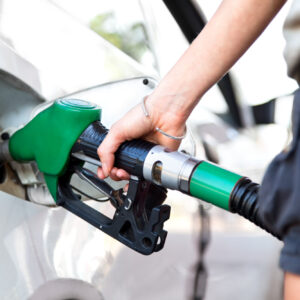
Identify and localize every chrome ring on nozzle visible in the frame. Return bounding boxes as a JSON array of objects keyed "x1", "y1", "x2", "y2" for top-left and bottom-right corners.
[{"x1": 143, "y1": 145, "x2": 199, "y2": 193}]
